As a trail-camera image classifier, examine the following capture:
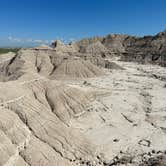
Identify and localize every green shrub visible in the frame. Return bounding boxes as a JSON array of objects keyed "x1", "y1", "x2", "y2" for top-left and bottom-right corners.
[{"x1": 0, "y1": 48, "x2": 20, "y2": 54}]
